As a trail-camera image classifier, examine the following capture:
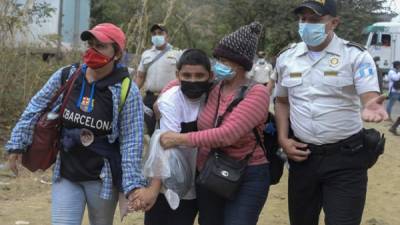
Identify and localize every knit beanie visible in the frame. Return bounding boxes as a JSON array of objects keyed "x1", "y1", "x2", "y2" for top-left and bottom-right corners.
[{"x1": 213, "y1": 22, "x2": 263, "y2": 71}]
